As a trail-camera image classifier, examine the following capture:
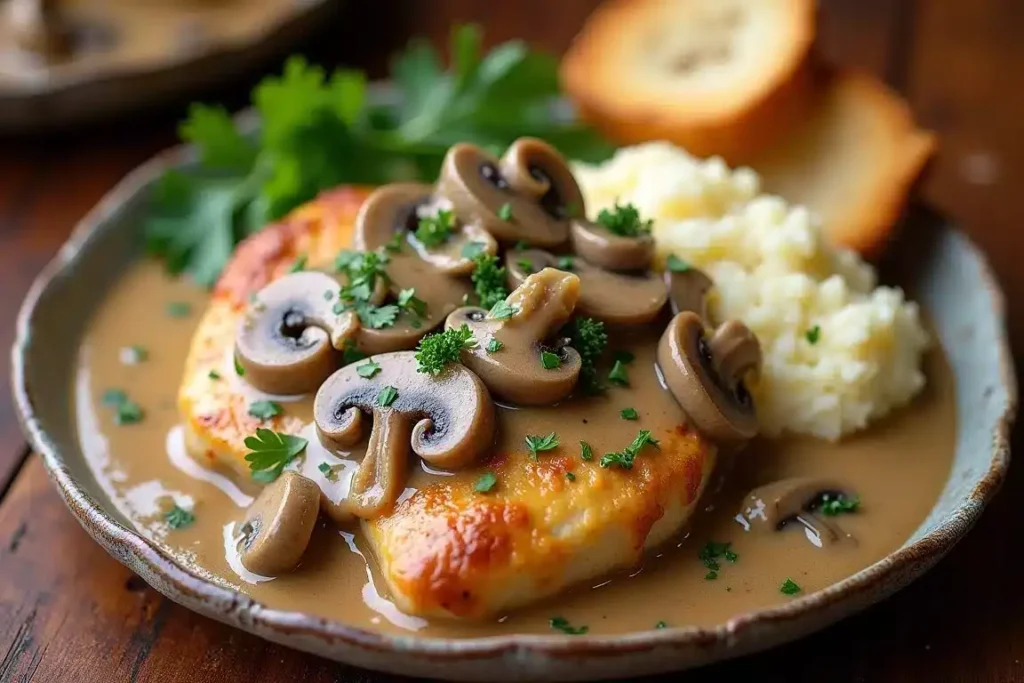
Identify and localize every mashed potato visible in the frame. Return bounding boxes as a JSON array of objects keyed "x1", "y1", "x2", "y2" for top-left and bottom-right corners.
[{"x1": 573, "y1": 142, "x2": 929, "y2": 441}]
